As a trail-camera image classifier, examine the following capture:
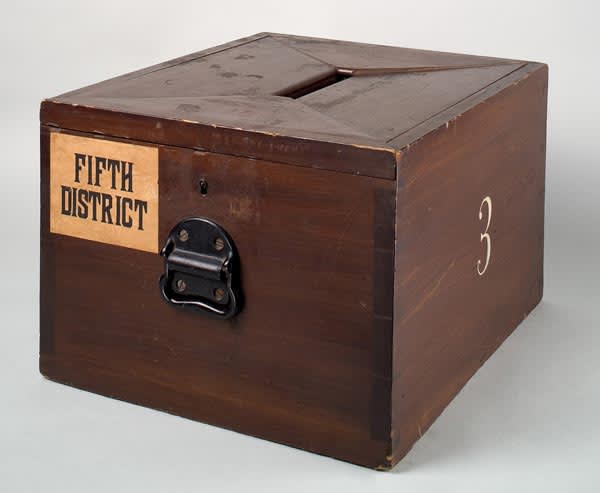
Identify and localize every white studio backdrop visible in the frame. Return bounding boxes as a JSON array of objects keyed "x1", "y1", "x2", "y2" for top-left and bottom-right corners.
[{"x1": 1, "y1": 1, "x2": 598, "y2": 492}]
